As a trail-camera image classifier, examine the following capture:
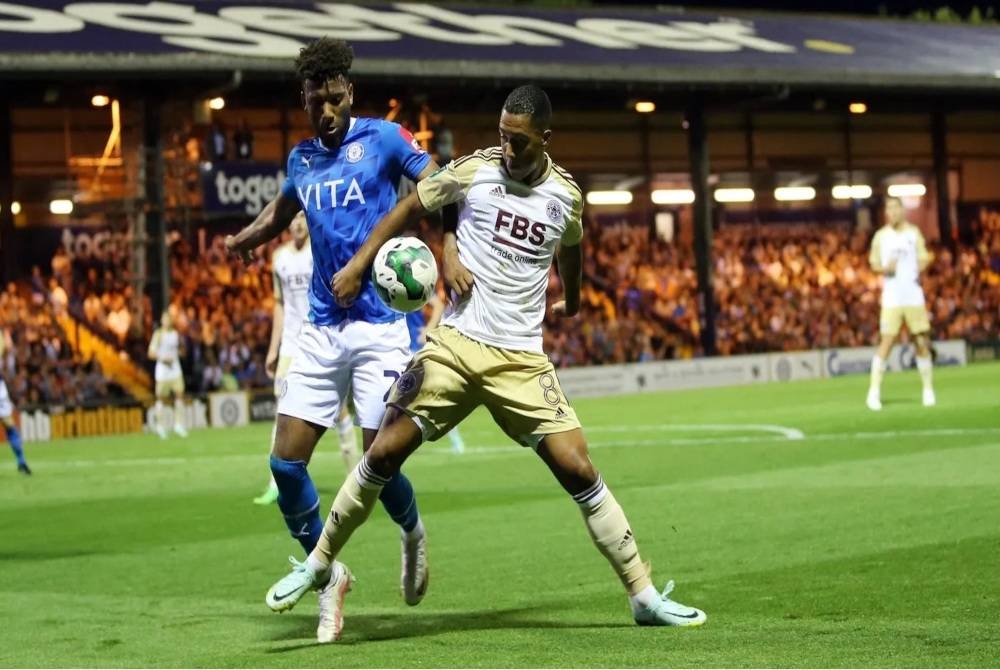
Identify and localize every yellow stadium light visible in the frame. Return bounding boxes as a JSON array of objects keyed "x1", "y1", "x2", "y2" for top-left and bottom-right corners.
[
  {"x1": 10, "y1": 201, "x2": 21, "y2": 215},
  {"x1": 634, "y1": 101, "x2": 656, "y2": 114},
  {"x1": 714, "y1": 188, "x2": 755, "y2": 203},
  {"x1": 91, "y1": 94, "x2": 110, "y2": 107},
  {"x1": 49, "y1": 199, "x2": 74, "y2": 215},
  {"x1": 849, "y1": 102, "x2": 868, "y2": 114},
  {"x1": 887, "y1": 183, "x2": 926, "y2": 198},
  {"x1": 208, "y1": 97, "x2": 226, "y2": 111},
  {"x1": 651, "y1": 189, "x2": 695, "y2": 205},
  {"x1": 585, "y1": 190, "x2": 633, "y2": 206},
  {"x1": 832, "y1": 185, "x2": 873, "y2": 200},
  {"x1": 774, "y1": 186, "x2": 816, "y2": 202}
]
